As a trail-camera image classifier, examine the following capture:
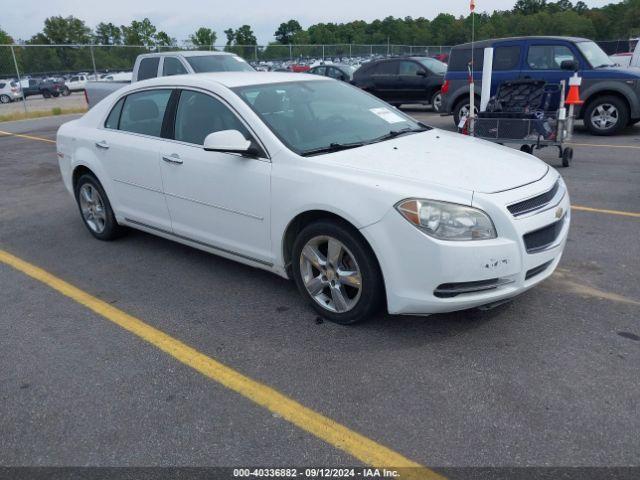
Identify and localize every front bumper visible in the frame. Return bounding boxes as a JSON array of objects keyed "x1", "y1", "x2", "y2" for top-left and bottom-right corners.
[{"x1": 361, "y1": 173, "x2": 570, "y2": 315}]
